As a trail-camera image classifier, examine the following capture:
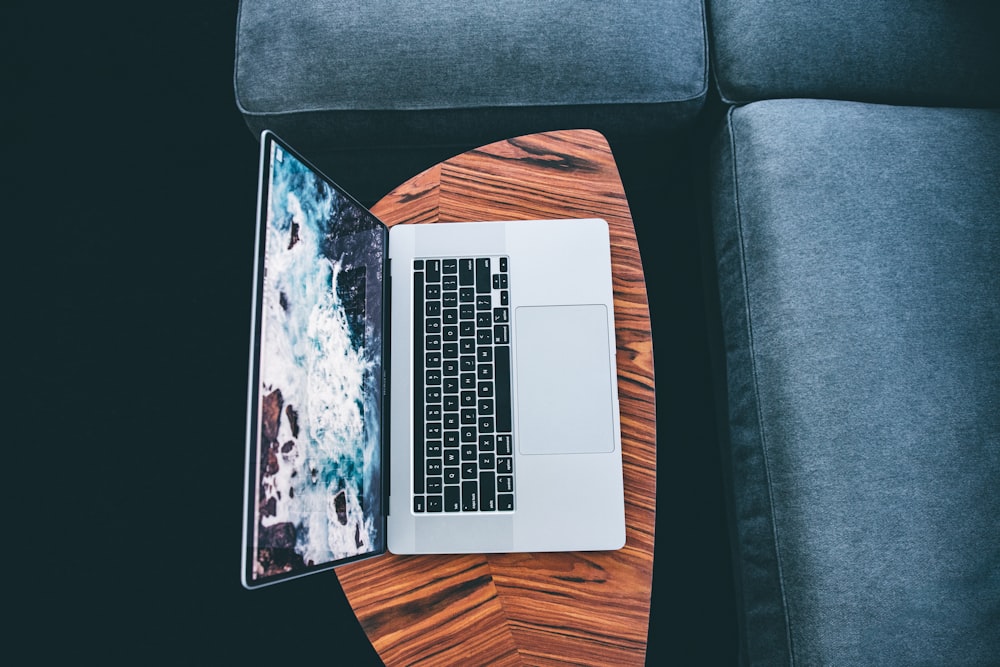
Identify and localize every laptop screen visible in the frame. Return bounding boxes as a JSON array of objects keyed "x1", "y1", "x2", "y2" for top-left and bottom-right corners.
[{"x1": 243, "y1": 132, "x2": 387, "y2": 588}]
